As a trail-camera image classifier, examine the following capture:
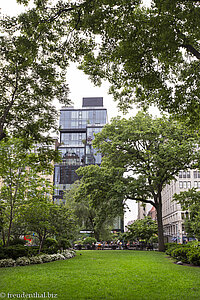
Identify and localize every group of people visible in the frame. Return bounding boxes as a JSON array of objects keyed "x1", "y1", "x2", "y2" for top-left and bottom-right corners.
[{"x1": 73, "y1": 240, "x2": 124, "y2": 250}]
